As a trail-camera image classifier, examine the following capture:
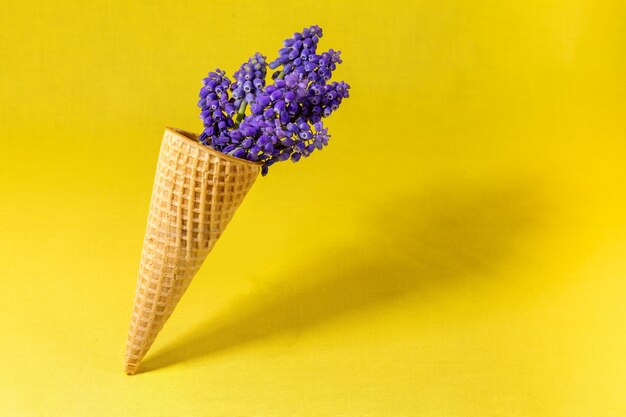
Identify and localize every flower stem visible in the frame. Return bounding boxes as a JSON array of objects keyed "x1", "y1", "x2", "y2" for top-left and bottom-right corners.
[
  {"x1": 234, "y1": 99, "x2": 247, "y2": 127},
  {"x1": 277, "y1": 69, "x2": 285, "y2": 80}
]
